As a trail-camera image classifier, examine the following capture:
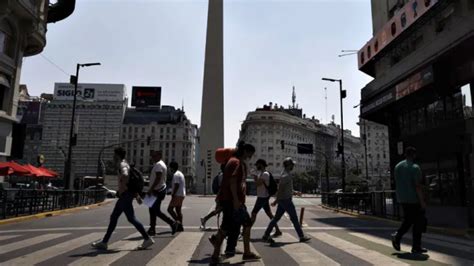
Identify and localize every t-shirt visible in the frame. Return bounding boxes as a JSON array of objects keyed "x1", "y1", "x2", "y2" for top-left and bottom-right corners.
[
  {"x1": 276, "y1": 170, "x2": 294, "y2": 200},
  {"x1": 118, "y1": 160, "x2": 130, "y2": 177},
  {"x1": 217, "y1": 157, "x2": 247, "y2": 204},
  {"x1": 172, "y1": 170, "x2": 186, "y2": 197},
  {"x1": 256, "y1": 171, "x2": 270, "y2": 198},
  {"x1": 395, "y1": 160, "x2": 422, "y2": 203},
  {"x1": 149, "y1": 160, "x2": 167, "y2": 191}
]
